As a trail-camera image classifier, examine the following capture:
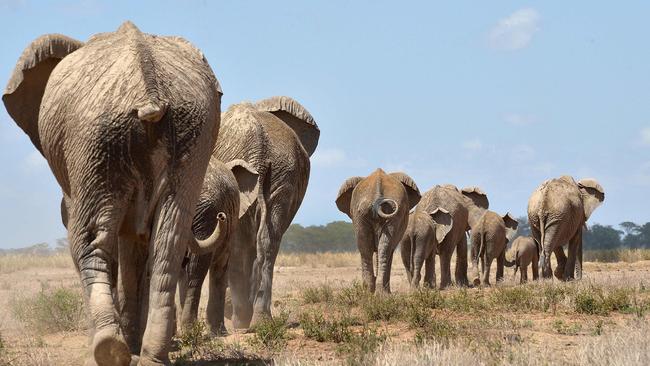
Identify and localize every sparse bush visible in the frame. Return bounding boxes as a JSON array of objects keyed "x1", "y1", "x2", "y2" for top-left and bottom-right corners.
[
  {"x1": 11, "y1": 286, "x2": 86, "y2": 334},
  {"x1": 299, "y1": 311, "x2": 355, "y2": 343},
  {"x1": 444, "y1": 289, "x2": 488, "y2": 312},
  {"x1": 173, "y1": 322, "x2": 263, "y2": 365},
  {"x1": 407, "y1": 288, "x2": 444, "y2": 309},
  {"x1": 359, "y1": 293, "x2": 403, "y2": 322},
  {"x1": 249, "y1": 311, "x2": 290, "y2": 351},
  {"x1": 336, "y1": 325, "x2": 387, "y2": 365},
  {"x1": 414, "y1": 318, "x2": 457, "y2": 344},
  {"x1": 492, "y1": 286, "x2": 540, "y2": 311},
  {"x1": 552, "y1": 319, "x2": 582, "y2": 335},
  {"x1": 335, "y1": 281, "x2": 369, "y2": 307},
  {"x1": 301, "y1": 283, "x2": 334, "y2": 304},
  {"x1": 175, "y1": 321, "x2": 211, "y2": 351}
]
